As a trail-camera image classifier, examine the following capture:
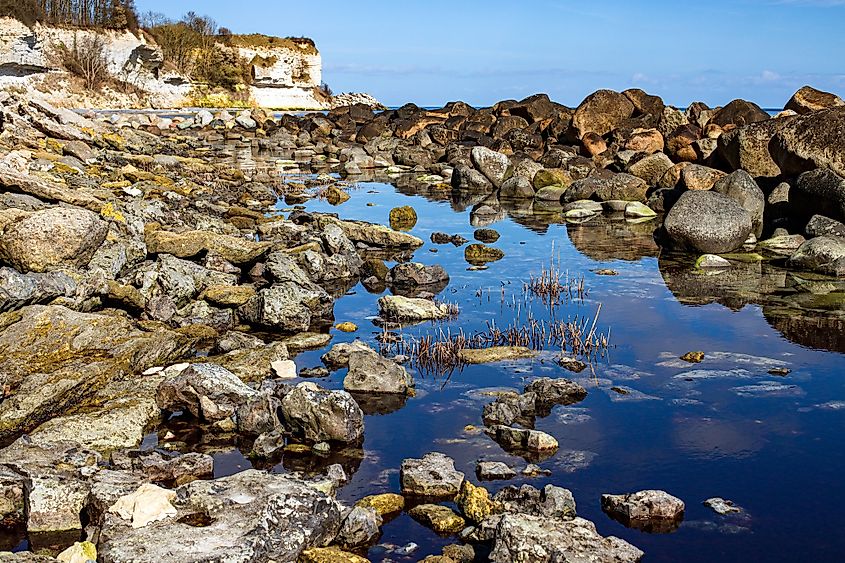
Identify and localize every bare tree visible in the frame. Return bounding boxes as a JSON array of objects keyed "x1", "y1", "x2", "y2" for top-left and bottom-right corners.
[{"x1": 57, "y1": 34, "x2": 109, "y2": 91}]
